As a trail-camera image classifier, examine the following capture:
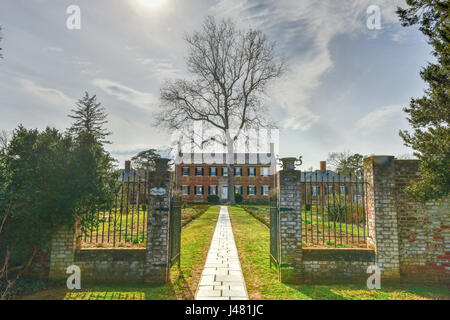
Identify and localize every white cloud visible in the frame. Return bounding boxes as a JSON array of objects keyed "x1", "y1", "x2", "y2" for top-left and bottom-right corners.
[
  {"x1": 92, "y1": 78, "x2": 158, "y2": 111},
  {"x1": 210, "y1": 0, "x2": 406, "y2": 130},
  {"x1": 356, "y1": 104, "x2": 404, "y2": 132},
  {"x1": 136, "y1": 57, "x2": 182, "y2": 80},
  {"x1": 45, "y1": 47, "x2": 62, "y2": 53},
  {"x1": 18, "y1": 78, "x2": 74, "y2": 107}
]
